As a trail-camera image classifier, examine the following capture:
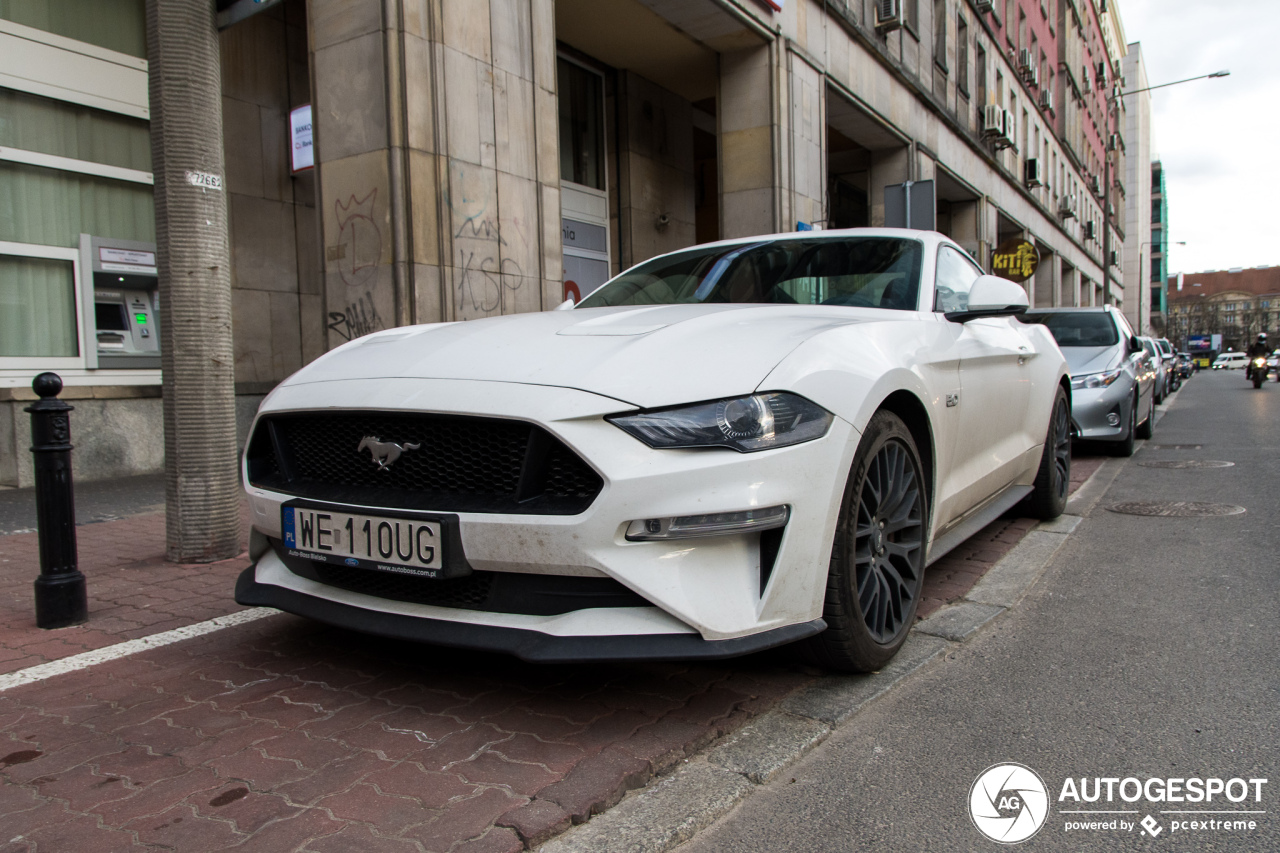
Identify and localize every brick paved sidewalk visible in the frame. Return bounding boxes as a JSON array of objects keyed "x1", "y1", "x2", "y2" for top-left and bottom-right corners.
[
  {"x1": 0, "y1": 507, "x2": 251, "y2": 676},
  {"x1": 0, "y1": 455, "x2": 1105, "y2": 852}
]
